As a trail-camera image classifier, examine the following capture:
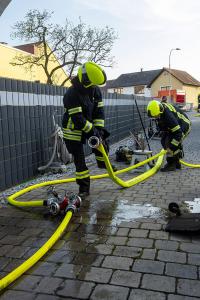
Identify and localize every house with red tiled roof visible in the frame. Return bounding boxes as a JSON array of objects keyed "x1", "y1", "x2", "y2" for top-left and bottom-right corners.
[{"x1": 148, "y1": 68, "x2": 200, "y2": 107}]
